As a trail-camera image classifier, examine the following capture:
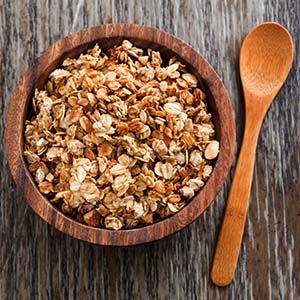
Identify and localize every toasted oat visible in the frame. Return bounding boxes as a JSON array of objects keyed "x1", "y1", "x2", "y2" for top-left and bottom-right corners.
[
  {"x1": 154, "y1": 162, "x2": 174, "y2": 180},
  {"x1": 24, "y1": 40, "x2": 218, "y2": 230}
]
